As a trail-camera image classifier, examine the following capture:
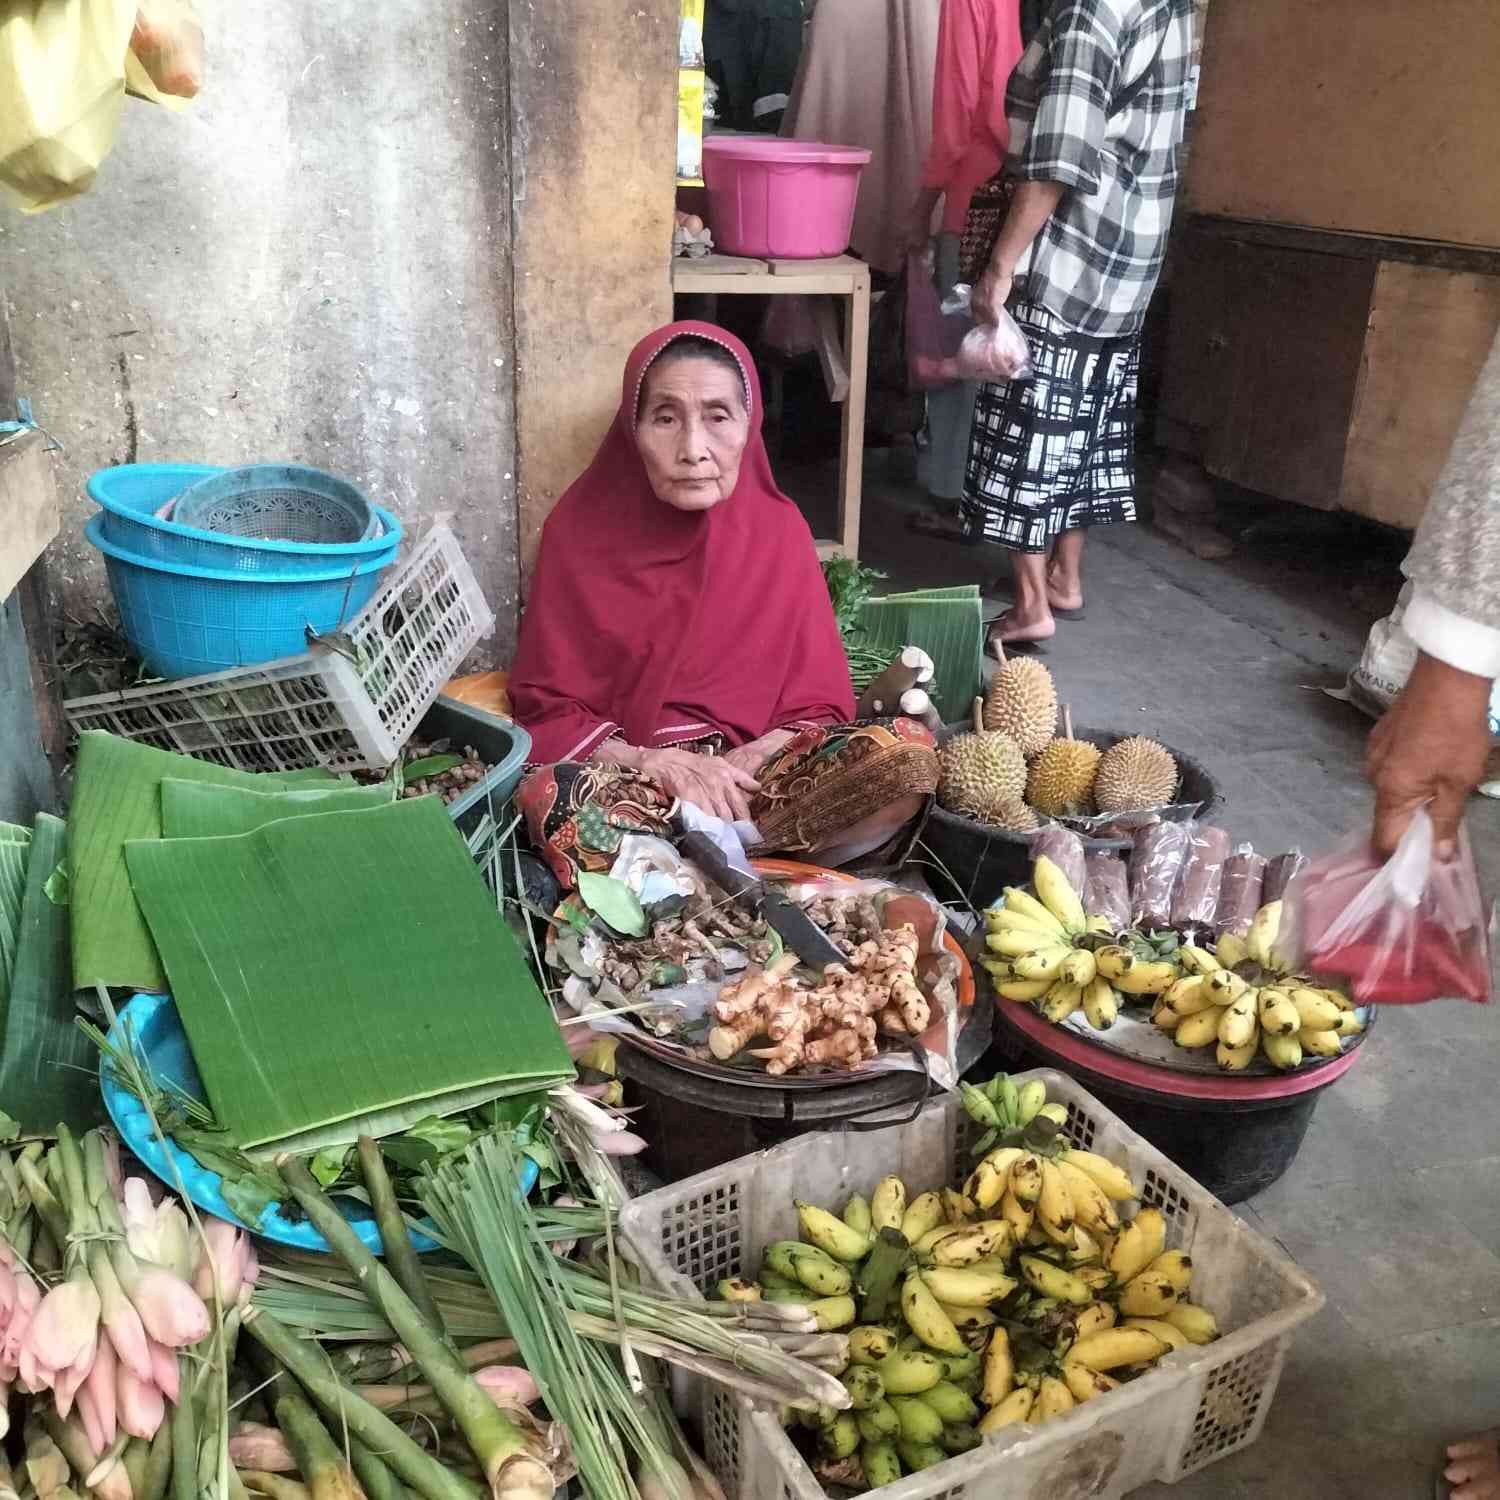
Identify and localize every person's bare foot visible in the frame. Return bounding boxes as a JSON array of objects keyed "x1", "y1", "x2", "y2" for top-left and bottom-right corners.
[
  {"x1": 1044, "y1": 561, "x2": 1084, "y2": 613},
  {"x1": 989, "y1": 574, "x2": 1083, "y2": 614},
  {"x1": 1445, "y1": 1435, "x2": 1500, "y2": 1498},
  {"x1": 986, "y1": 607, "x2": 1055, "y2": 652}
]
